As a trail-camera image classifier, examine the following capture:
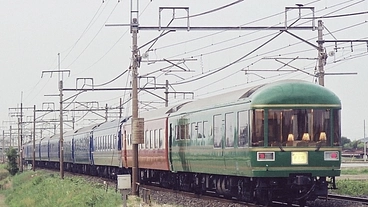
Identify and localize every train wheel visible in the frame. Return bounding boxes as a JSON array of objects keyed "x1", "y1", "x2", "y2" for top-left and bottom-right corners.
[
  {"x1": 237, "y1": 180, "x2": 246, "y2": 201},
  {"x1": 255, "y1": 189, "x2": 272, "y2": 206}
]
